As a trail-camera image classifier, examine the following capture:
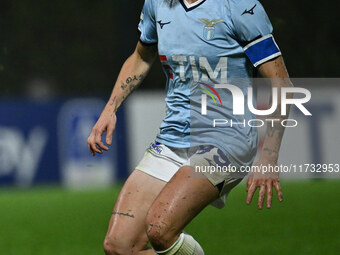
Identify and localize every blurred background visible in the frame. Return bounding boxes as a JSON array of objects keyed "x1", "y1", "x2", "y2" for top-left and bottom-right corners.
[{"x1": 0, "y1": 0, "x2": 339, "y2": 254}]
